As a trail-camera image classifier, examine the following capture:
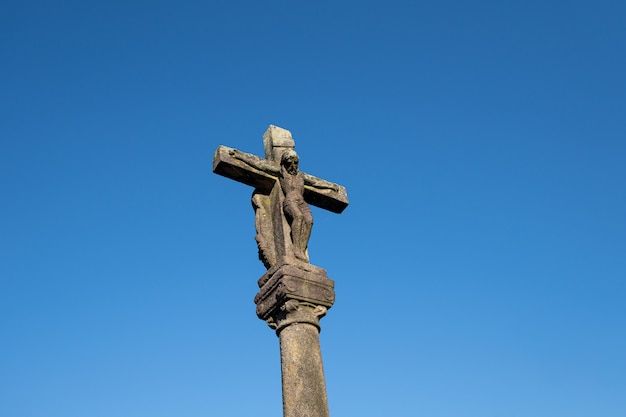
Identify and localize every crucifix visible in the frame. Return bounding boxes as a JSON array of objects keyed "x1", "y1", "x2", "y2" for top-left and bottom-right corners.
[{"x1": 213, "y1": 125, "x2": 349, "y2": 417}]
